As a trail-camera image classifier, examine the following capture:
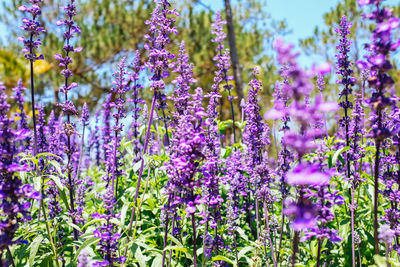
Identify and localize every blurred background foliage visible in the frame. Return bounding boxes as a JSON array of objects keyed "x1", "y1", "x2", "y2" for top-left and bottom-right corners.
[{"x1": 0, "y1": 0, "x2": 399, "y2": 122}]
